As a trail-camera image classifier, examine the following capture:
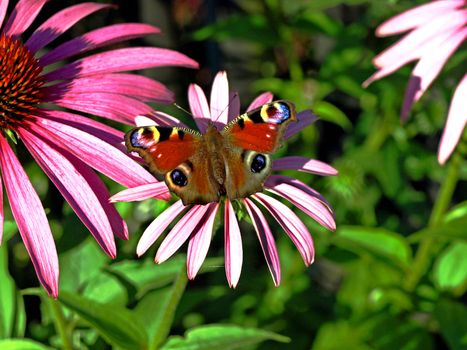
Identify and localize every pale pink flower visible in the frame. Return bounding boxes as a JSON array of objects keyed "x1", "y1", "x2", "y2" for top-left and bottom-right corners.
[
  {"x1": 112, "y1": 71, "x2": 337, "y2": 287},
  {"x1": 0, "y1": 0, "x2": 198, "y2": 296},
  {"x1": 364, "y1": 0, "x2": 467, "y2": 164}
]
